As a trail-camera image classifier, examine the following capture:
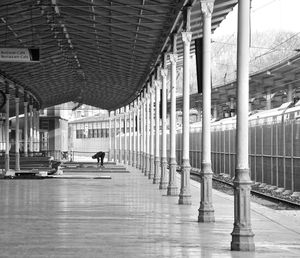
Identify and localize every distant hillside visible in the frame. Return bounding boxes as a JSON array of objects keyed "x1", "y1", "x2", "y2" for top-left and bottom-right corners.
[
  {"x1": 211, "y1": 30, "x2": 300, "y2": 86},
  {"x1": 174, "y1": 30, "x2": 300, "y2": 96}
]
